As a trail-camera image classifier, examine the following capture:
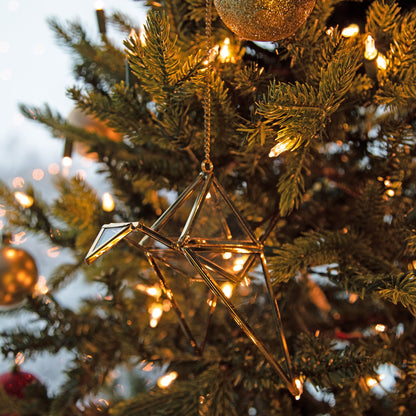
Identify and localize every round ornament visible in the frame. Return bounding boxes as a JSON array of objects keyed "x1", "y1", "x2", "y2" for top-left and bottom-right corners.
[
  {"x1": 0, "y1": 369, "x2": 39, "y2": 399},
  {"x1": 213, "y1": 0, "x2": 316, "y2": 41},
  {"x1": 0, "y1": 246, "x2": 38, "y2": 307}
]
